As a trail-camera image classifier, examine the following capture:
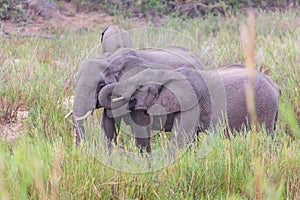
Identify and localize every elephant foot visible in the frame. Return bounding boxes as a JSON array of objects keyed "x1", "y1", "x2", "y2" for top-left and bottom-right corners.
[{"x1": 135, "y1": 137, "x2": 151, "y2": 153}]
